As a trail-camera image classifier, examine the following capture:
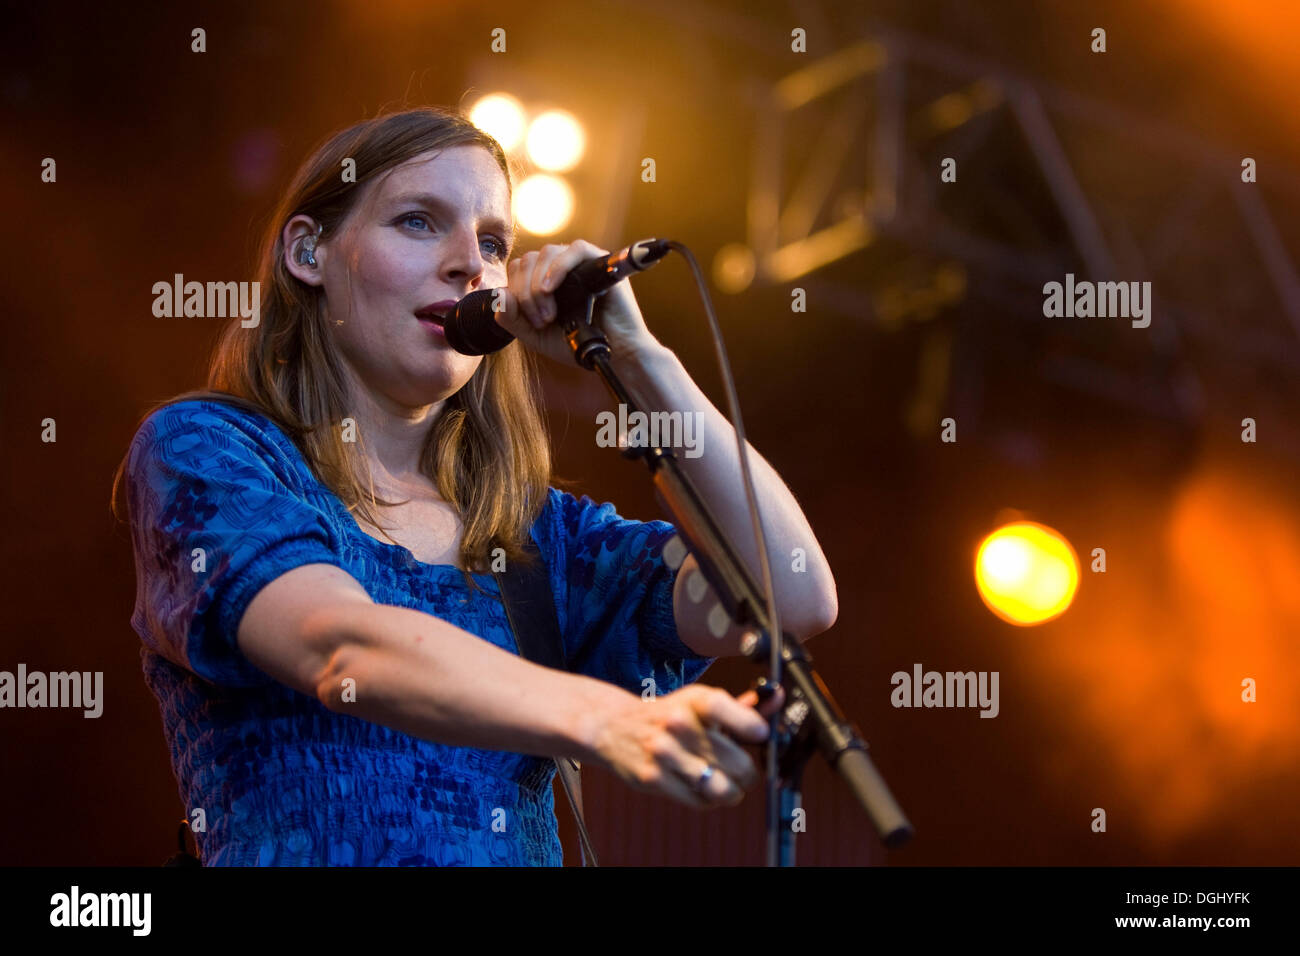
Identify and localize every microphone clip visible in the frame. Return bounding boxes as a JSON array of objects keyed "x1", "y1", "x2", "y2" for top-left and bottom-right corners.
[{"x1": 563, "y1": 292, "x2": 611, "y2": 370}]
